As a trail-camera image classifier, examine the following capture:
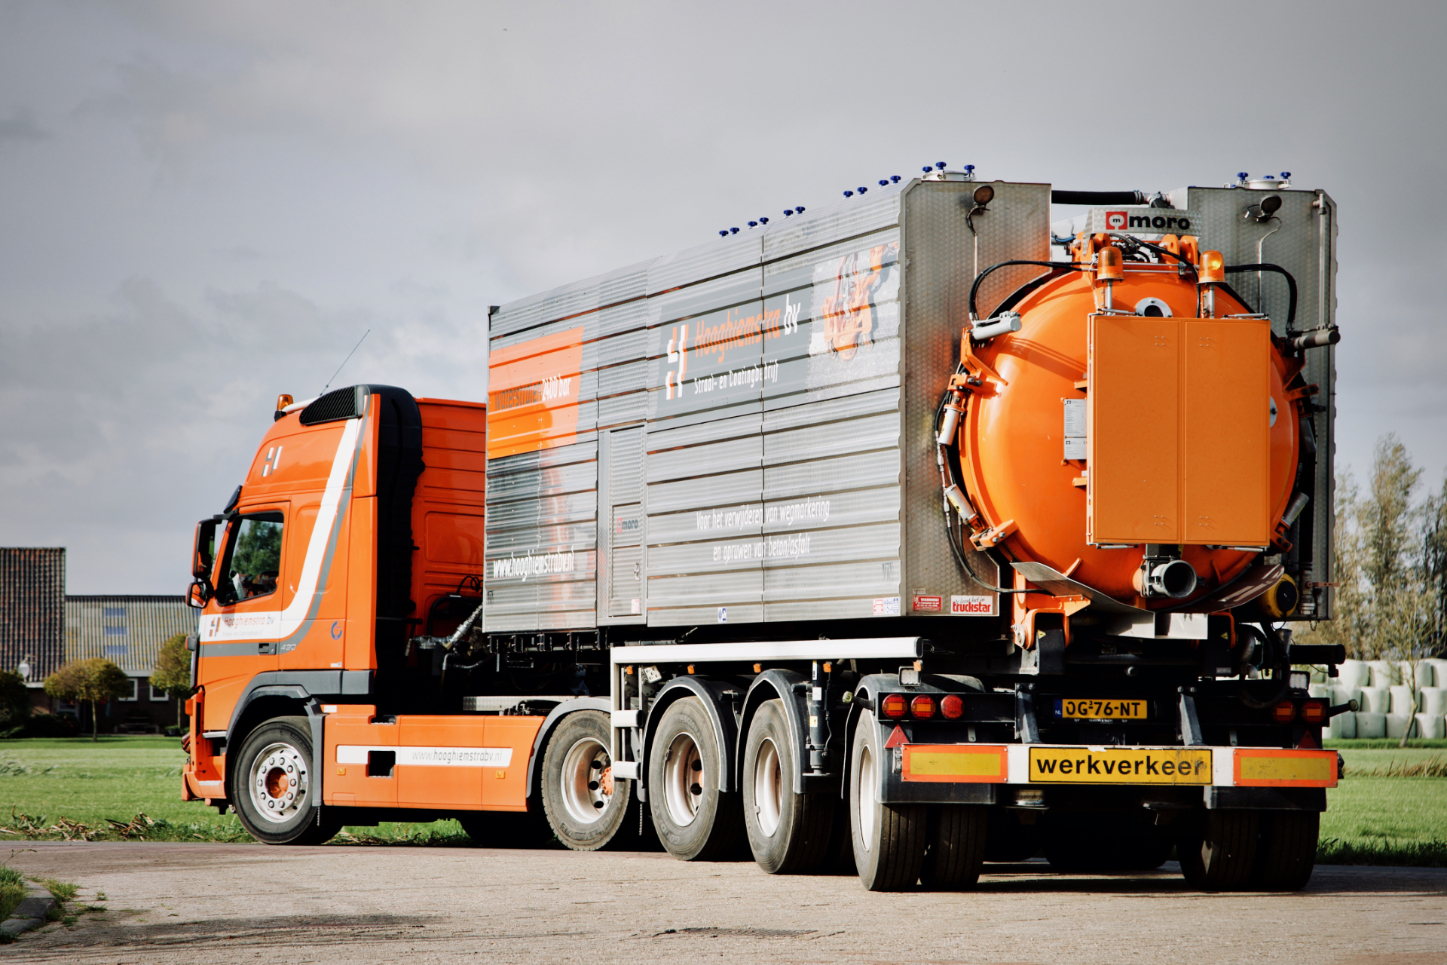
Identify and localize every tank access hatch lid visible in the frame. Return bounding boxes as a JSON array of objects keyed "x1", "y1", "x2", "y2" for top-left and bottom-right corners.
[{"x1": 1086, "y1": 313, "x2": 1272, "y2": 548}]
